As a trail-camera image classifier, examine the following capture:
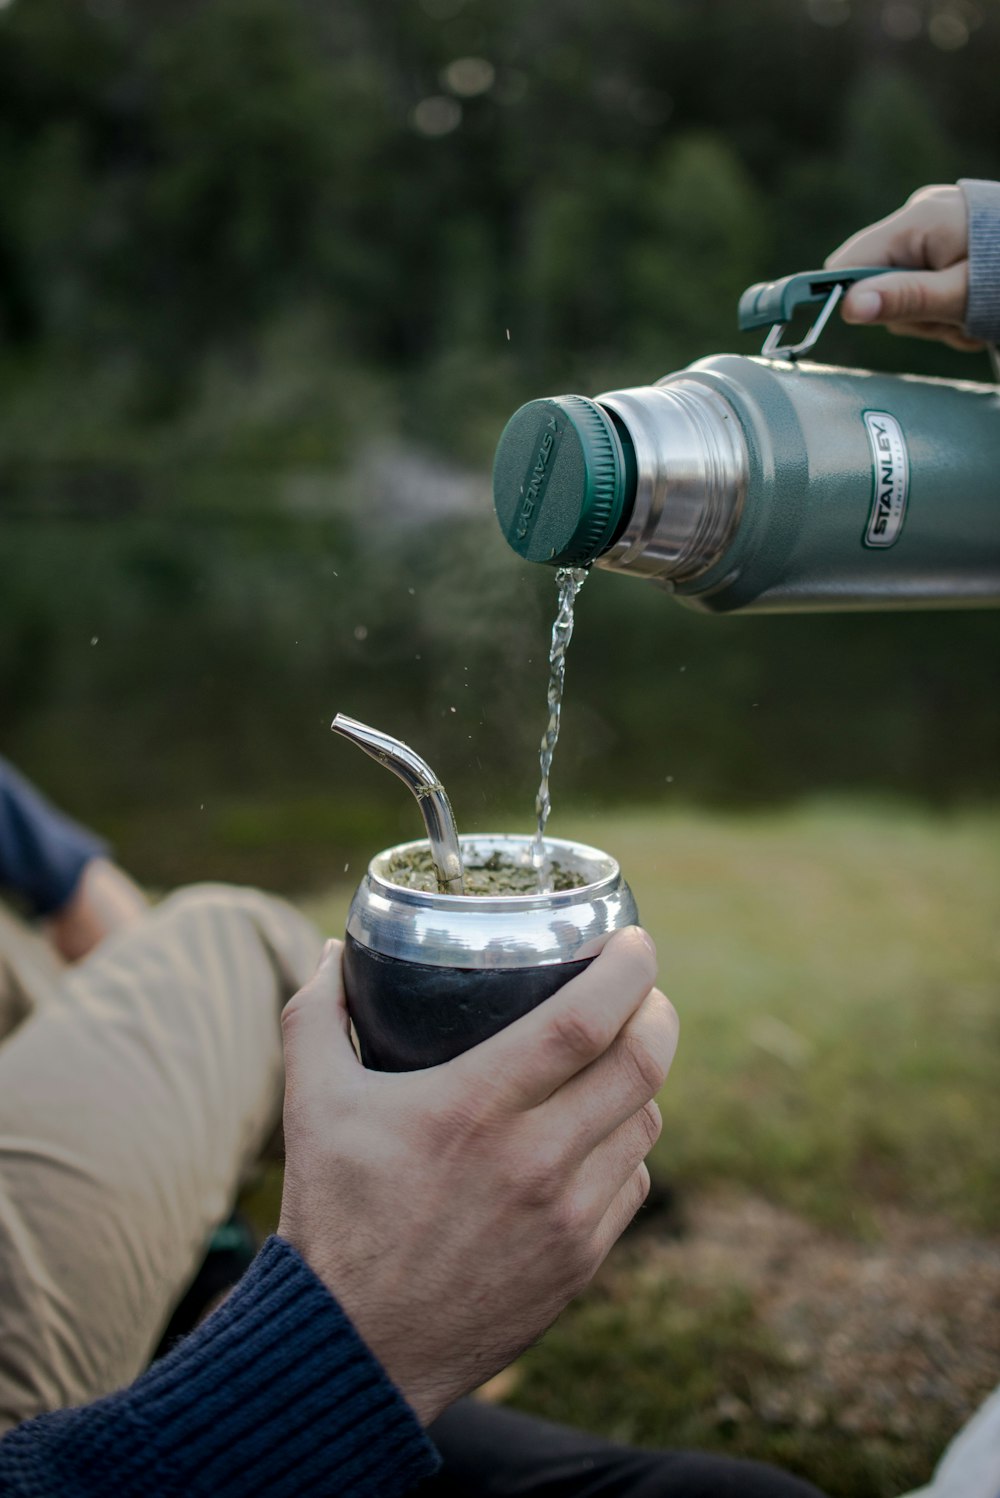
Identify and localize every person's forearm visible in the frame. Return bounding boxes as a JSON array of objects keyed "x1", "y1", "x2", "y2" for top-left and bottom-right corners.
[
  {"x1": 0, "y1": 1237, "x2": 439, "y2": 1498},
  {"x1": 44, "y1": 857, "x2": 148, "y2": 962}
]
